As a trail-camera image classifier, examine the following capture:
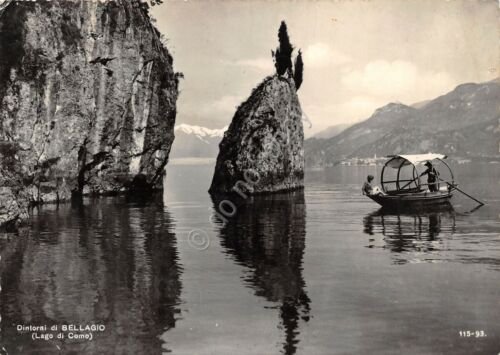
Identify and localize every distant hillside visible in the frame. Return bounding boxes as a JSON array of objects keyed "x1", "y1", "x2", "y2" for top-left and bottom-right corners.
[
  {"x1": 170, "y1": 124, "x2": 226, "y2": 158},
  {"x1": 305, "y1": 79, "x2": 500, "y2": 167},
  {"x1": 313, "y1": 123, "x2": 351, "y2": 139},
  {"x1": 305, "y1": 103, "x2": 418, "y2": 167}
]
